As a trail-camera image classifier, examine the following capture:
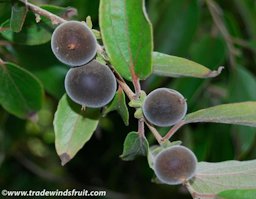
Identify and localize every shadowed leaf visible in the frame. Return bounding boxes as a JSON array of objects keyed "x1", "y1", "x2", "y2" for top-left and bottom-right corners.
[
  {"x1": 54, "y1": 95, "x2": 99, "y2": 165},
  {"x1": 120, "y1": 131, "x2": 149, "y2": 161},
  {"x1": 0, "y1": 61, "x2": 43, "y2": 119},
  {"x1": 103, "y1": 87, "x2": 129, "y2": 126}
]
